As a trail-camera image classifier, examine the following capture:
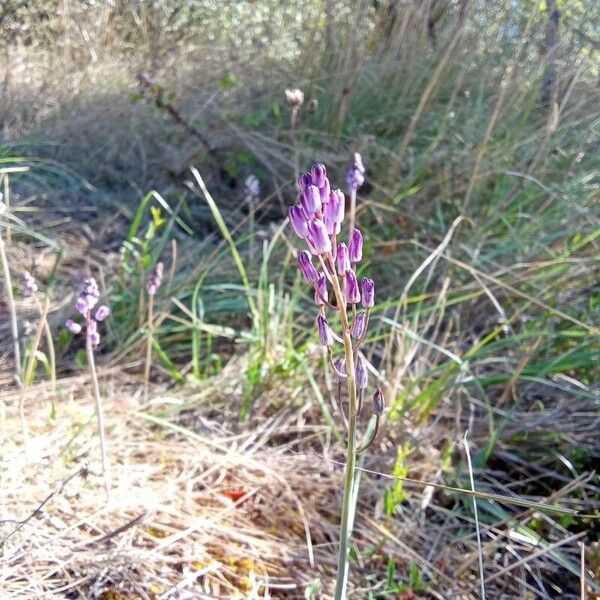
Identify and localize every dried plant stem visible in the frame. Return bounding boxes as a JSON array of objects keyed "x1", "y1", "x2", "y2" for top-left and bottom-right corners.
[
  {"x1": 86, "y1": 334, "x2": 109, "y2": 499},
  {"x1": 144, "y1": 293, "x2": 154, "y2": 401},
  {"x1": 34, "y1": 296, "x2": 56, "y2": 391},
  {"x1": 0, "y1": 227, "x2": 20, "y2": 385}
]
